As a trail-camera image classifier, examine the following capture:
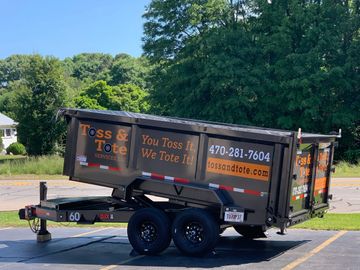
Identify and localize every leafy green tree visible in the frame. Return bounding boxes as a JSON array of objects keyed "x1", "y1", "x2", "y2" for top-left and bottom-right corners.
[
  {"x1": 13, "y1": 55, "x2": 67, "y2": 155},
  {"x1": 109, "y1": 54, "x2": 150, "y2": 89},
  {"x1": 143, "y1": 0, "x2": 360, "y2": 161},
  {"x1": 144, "y1": 0, "x2": 263, "y2": 122},
  {"x1": 75, "y1": 80, "x2": 149, "y2": 112},
  {"x1": 63, "y1": 53, "x2": 113, "y2": 82},
  {"x1": 112, "y1": 84, "x2": 150, "y2": 112},
  {"x1": 149, "y1": 26, "x2": 262, "y2": 123},
  {"x1": 253, "y1": 0, "x2": 360, "y2": 159},
  {"x1": 143, "y1": 0, "x2": 231, "y2": 63},
  {"x1": 0, "y1": 55, "x2": 31, "y2": 87},
  {"x1": 0, "y1": 83, "x2": 18, "y2": 119}
]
